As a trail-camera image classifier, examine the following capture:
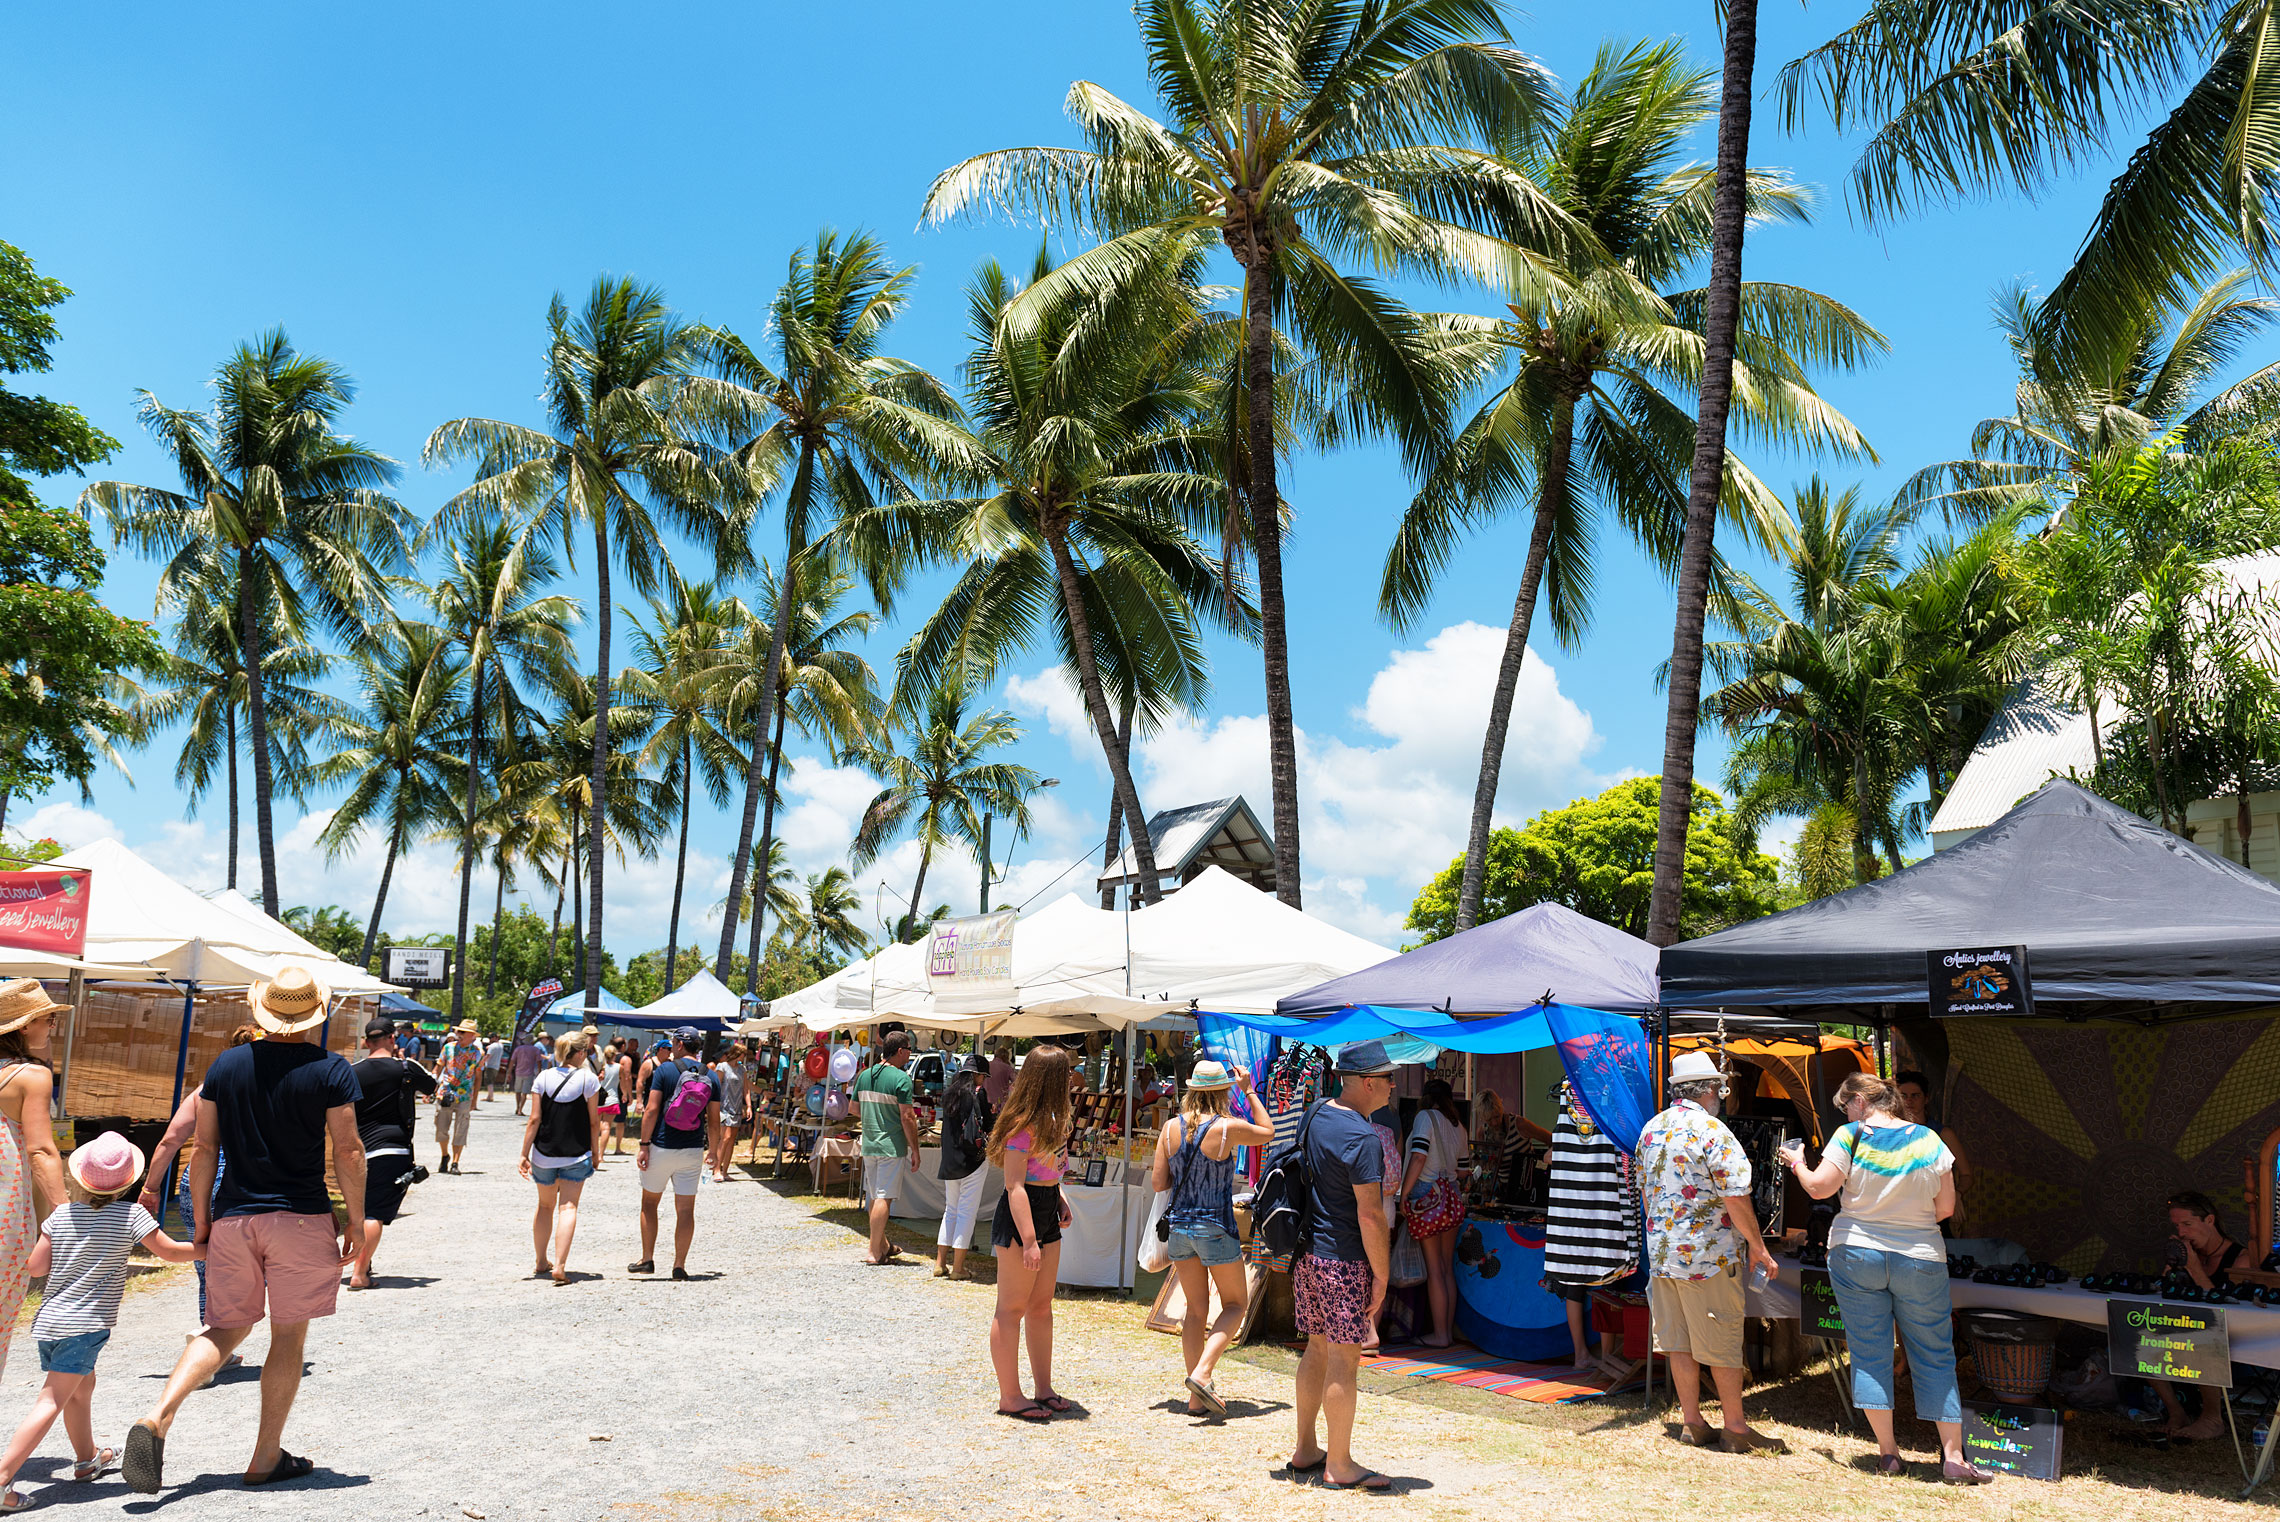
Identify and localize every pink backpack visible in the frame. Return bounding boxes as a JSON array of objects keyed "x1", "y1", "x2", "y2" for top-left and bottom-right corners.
[{"x1": 660, "y1": 1065, "x2": 714, "y2": 1132}]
